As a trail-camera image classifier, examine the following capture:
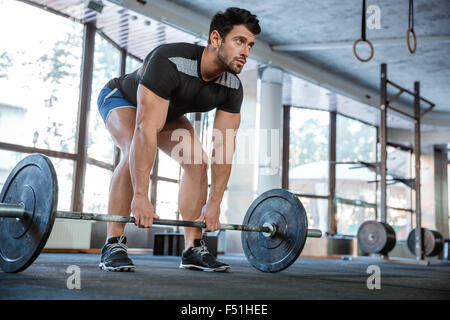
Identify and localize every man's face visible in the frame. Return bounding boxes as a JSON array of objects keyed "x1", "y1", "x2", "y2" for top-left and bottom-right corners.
[{"x1": 216, "y1": 25, "x2": 256, "y2": 74}]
